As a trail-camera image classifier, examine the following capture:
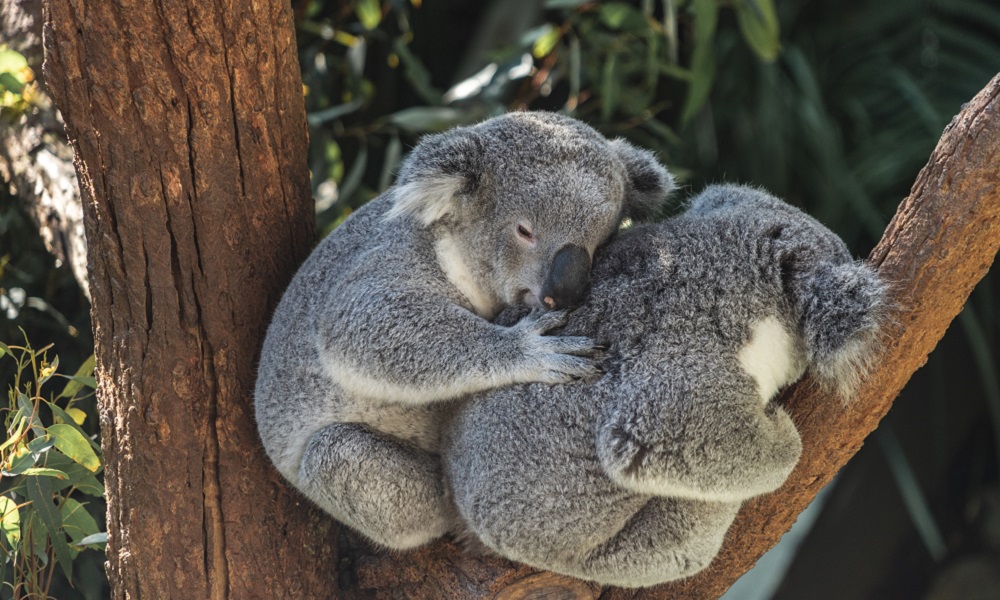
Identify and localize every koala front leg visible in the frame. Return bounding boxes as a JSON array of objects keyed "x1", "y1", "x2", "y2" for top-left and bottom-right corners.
[
  {"x1": 326, "y1": 295, "x2": 600, "y2": 405},
  {"x1": 571, "y1": 497, "x2": 739, "y2": 587},
  {"x1": 297, "y1": 423, "x2": 453, "y2": 550},
  {"x1": 596, "y1": 374, "x2": 802, "y2": 502}
]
